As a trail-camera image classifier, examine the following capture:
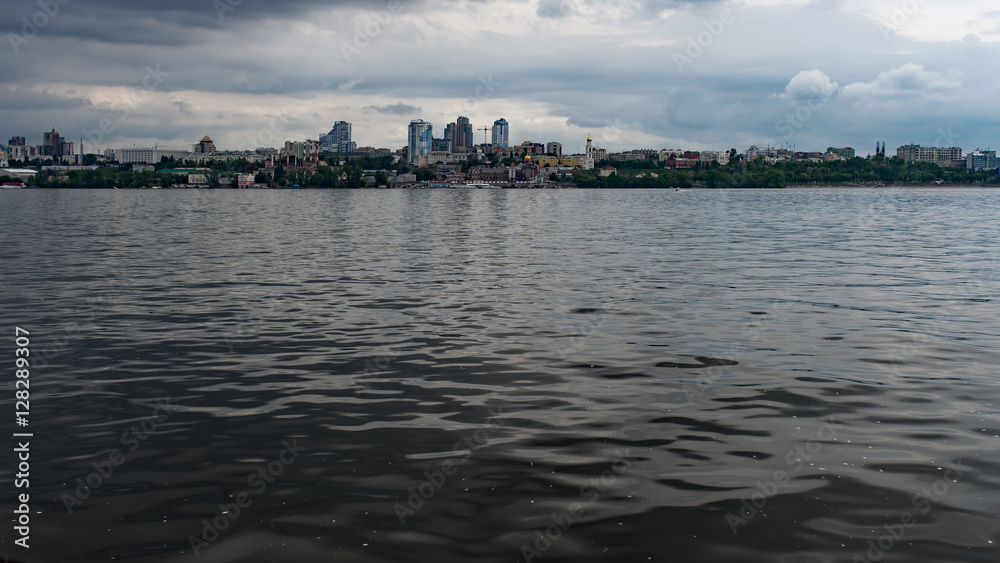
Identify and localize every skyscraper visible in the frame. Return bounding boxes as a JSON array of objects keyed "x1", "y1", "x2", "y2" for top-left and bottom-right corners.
[
  {"x1": 492, "y1": 119, "x2": 509, "y2": 148},
  {"x1": 408, "y1": 119, "x2": 433, "y2": 163},
  {"x1": 456, "y1": 116, "x2": 471, "y2": 148},
  {"x1": 43, "y1": 128, "x2": 65, "y2": 158},
  {"x1": 322, "y1": 121, "x2": 354, "y2": 153},
  {"x1": 444, "y1": 122, "x2": 455, "y2": 151}
]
